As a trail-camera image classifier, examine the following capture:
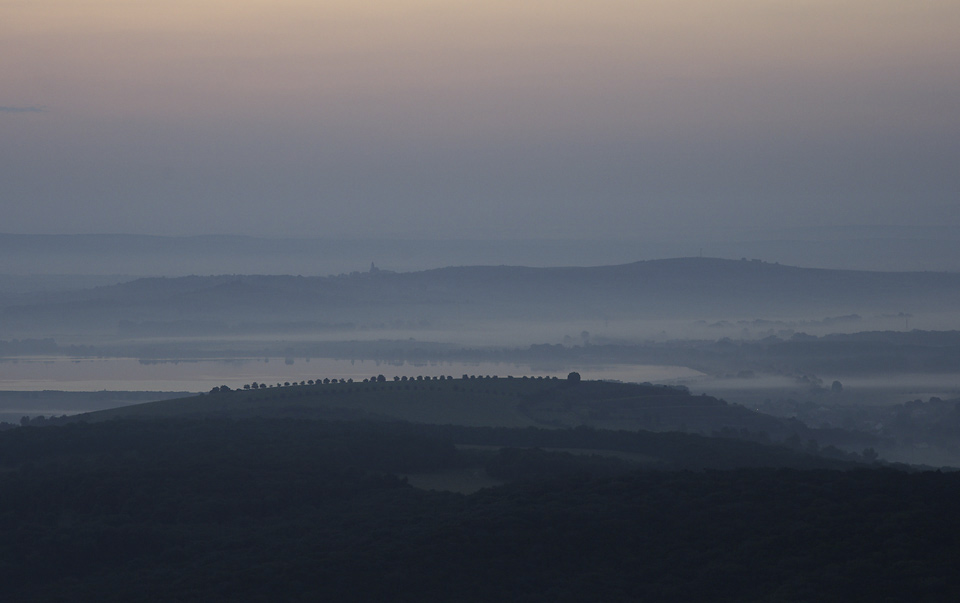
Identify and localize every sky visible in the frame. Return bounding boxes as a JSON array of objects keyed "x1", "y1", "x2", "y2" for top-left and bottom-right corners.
[{"x1": 2, "y1": 0, "x2": 958, "y2": 241}]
